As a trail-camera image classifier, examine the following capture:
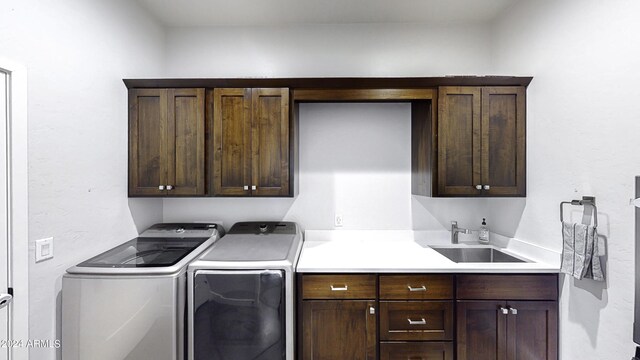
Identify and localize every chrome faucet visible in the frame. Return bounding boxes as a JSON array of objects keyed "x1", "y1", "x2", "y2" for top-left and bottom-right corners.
[{"x1": 451, "y1": 221, "x2": 471, "y2": 244}]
